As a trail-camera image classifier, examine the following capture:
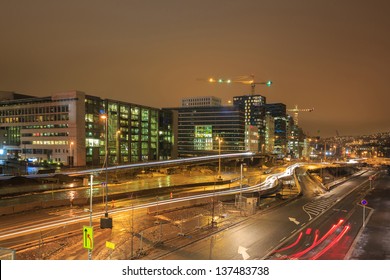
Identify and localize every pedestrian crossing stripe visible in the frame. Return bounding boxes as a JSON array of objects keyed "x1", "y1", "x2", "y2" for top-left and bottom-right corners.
[{"x1": 303, "y1": 199, "x2": 334, "y2": 220}]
